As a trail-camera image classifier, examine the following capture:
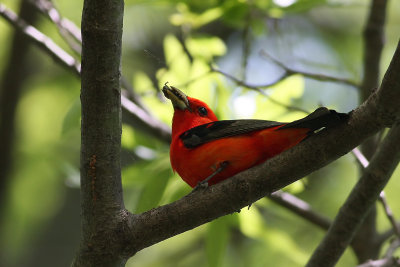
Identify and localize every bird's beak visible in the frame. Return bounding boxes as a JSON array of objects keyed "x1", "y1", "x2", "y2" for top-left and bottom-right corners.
[{"x1": 162, "y1": 83, "x2": 192, "y2": 111}]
